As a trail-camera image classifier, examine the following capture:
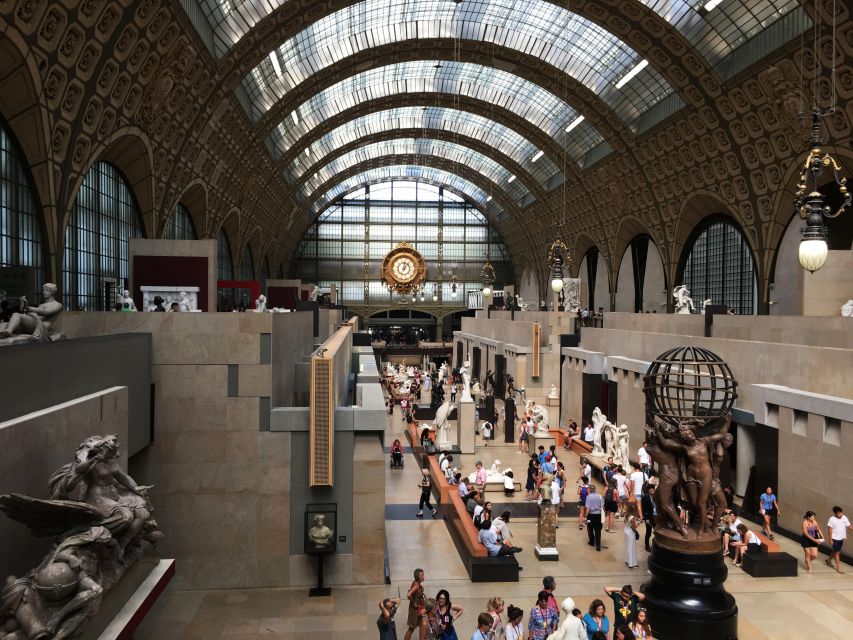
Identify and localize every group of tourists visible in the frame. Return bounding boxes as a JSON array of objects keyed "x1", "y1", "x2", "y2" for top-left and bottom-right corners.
[{"x1": 379, "y1": 574, "x2": 654, "y2": 640}]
